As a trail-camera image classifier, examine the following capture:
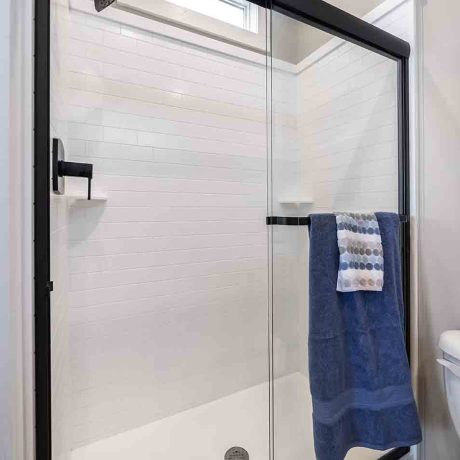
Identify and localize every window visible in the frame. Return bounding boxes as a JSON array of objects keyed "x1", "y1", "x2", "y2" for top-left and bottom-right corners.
[{"x1": 165, "y1": 0, "x2": 258, "y2": 32}]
